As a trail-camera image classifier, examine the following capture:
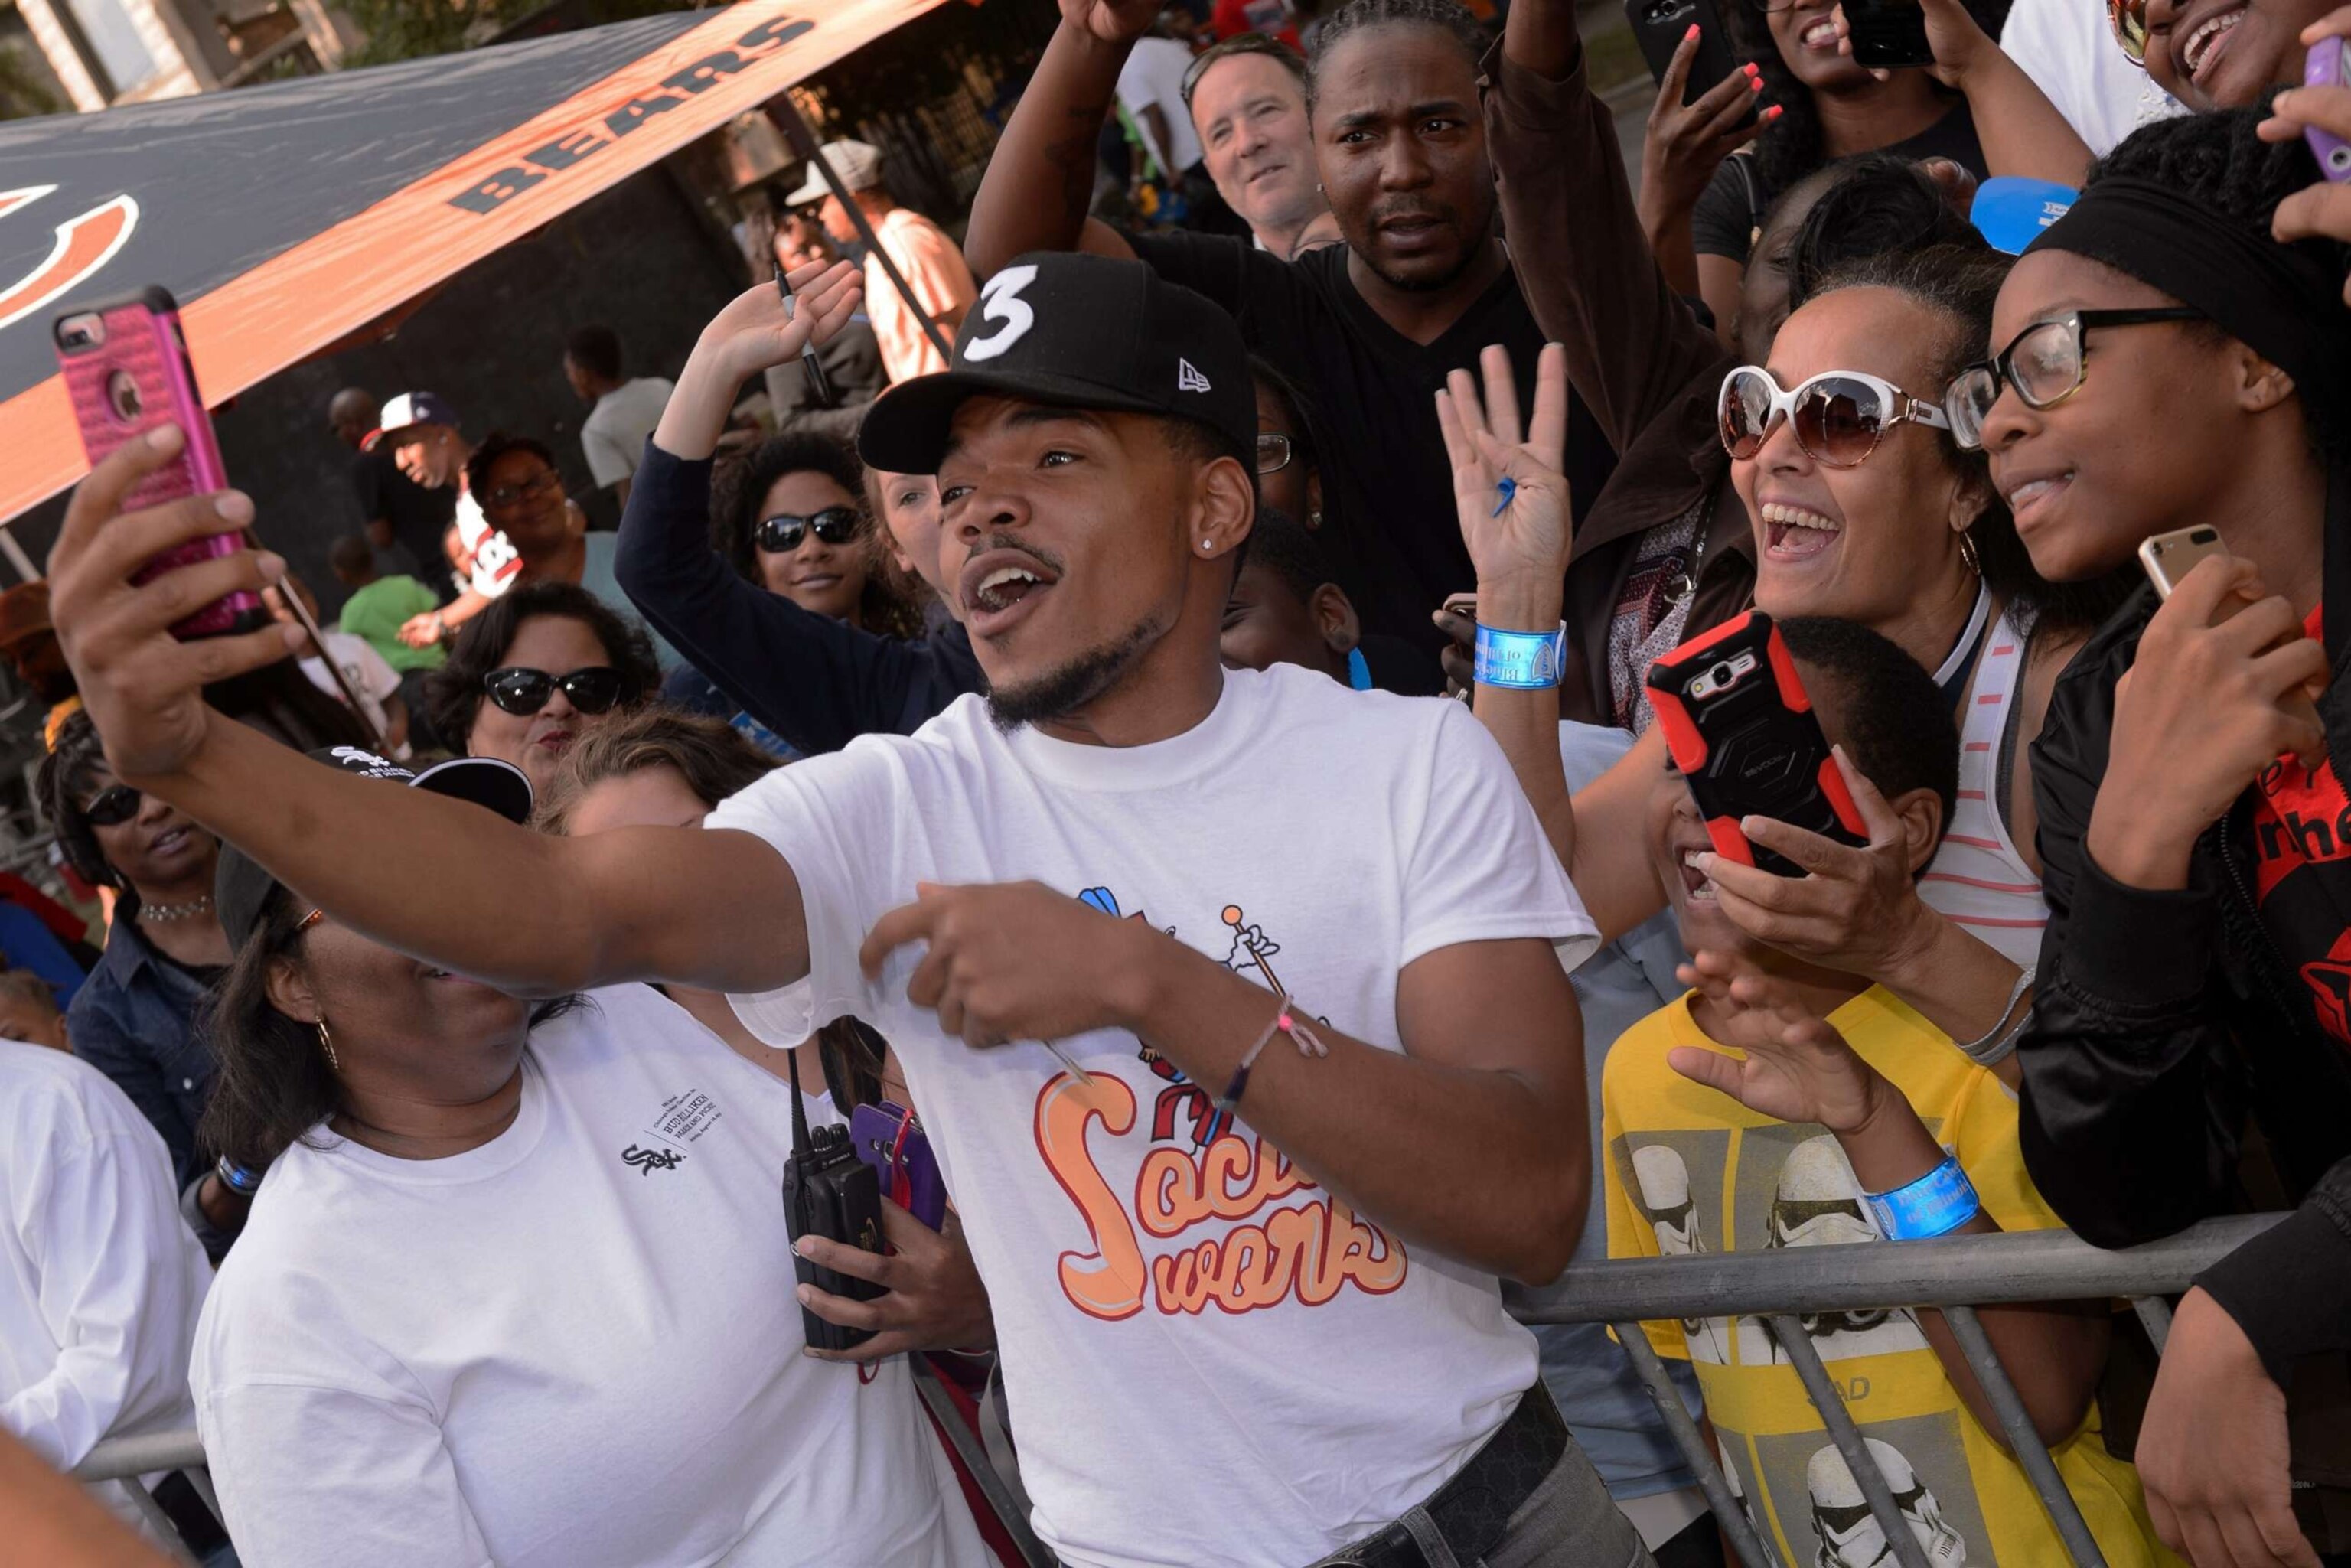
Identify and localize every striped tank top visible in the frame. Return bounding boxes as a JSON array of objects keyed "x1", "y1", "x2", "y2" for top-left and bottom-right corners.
[{"x1": 1919, "y1": 606, "x2": 2050, "y2": 967}]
